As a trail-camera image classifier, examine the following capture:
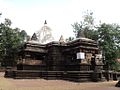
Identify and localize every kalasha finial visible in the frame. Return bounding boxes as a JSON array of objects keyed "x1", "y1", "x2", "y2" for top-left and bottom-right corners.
[{"x1": 44, "y1": 20, "x2": 47, "y2": 24}]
